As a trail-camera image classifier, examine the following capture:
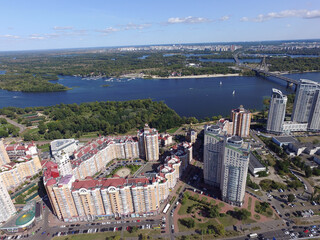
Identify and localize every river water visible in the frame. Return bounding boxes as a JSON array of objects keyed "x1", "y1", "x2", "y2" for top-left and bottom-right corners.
[{"x1": 0, "y1": 72, "x2": 319, "y2": 118}]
